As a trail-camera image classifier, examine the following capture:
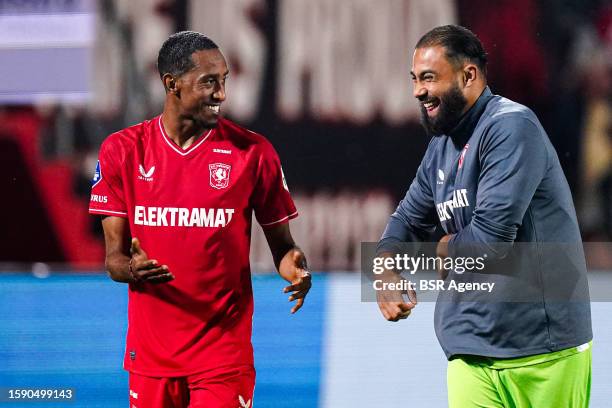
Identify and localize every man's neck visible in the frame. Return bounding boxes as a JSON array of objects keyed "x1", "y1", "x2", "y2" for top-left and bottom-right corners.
[
  {"x1": 161, "y1": 106, "x2": 210, "y2": 150},
  {"x1": 461, "y1": 83, "x2": 487, "y2": 115}
]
